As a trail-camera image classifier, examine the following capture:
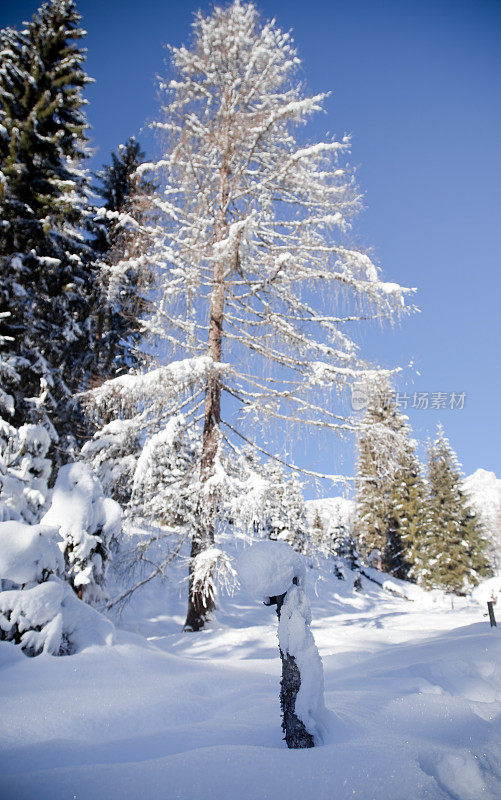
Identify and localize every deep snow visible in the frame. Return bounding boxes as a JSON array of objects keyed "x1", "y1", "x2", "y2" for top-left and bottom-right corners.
[{"x1": 0, "y1": 541, "x2": 500, "y2": 800}]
